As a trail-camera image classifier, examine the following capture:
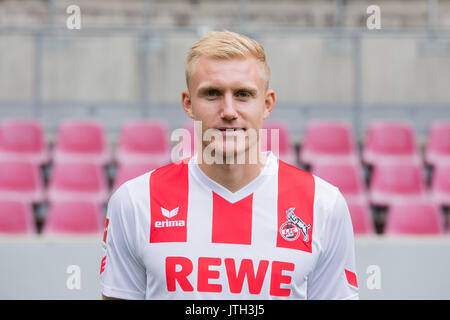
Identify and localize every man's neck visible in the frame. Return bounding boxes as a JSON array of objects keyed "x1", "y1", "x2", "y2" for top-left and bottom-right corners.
[{"x1": 197, "y1": 151, "x2": 268, "y2": 193}]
